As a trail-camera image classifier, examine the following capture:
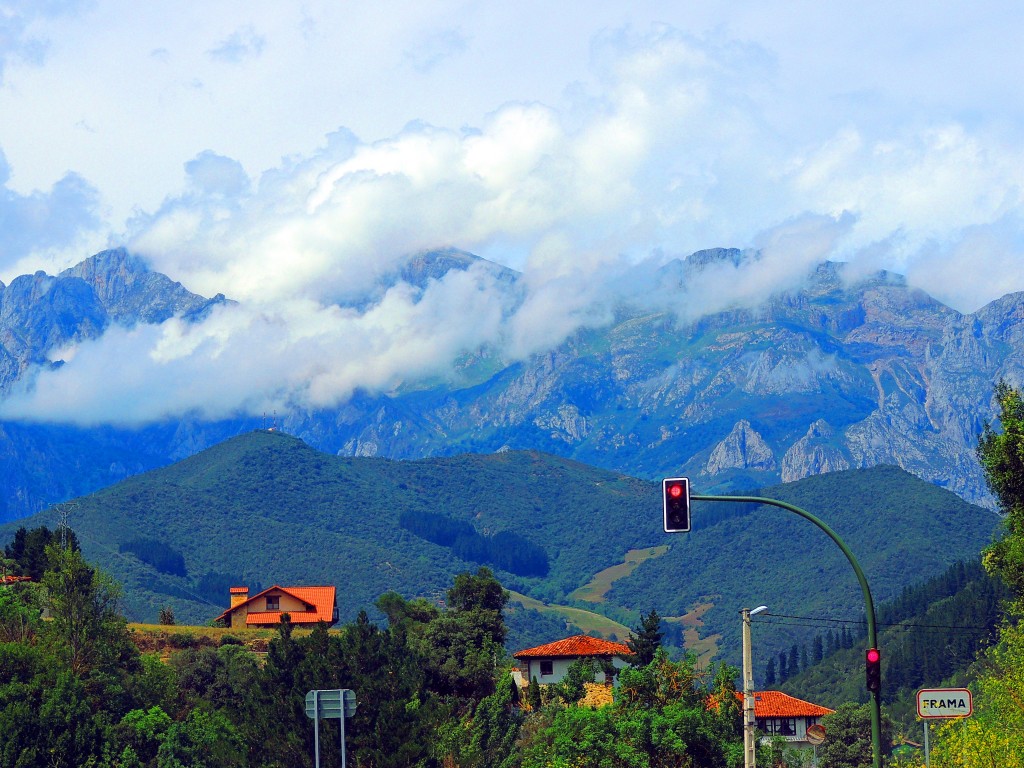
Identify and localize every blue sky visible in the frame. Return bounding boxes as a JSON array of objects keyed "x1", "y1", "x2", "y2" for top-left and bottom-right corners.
[{"x1": 0, "y1": 1, "x2": 1022, "y2": 423}]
